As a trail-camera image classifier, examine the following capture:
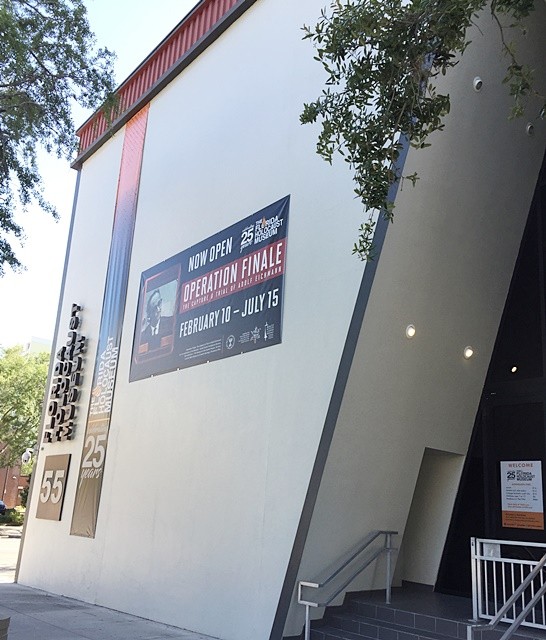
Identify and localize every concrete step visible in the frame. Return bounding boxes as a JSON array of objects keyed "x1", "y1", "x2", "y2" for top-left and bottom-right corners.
[
  {"x1": 310, "y1": 616, "x2": 546, "y2": 640},
  {"x1": 310, "y1": 608, "x2": 546, "y2": 640},
  {"x1": 298, "y1": 585, "x2": 546, "y2": 640},
  {"x1": 345, "y1": 601, "x2": 468, "y2": 639},
  {"x1": 310, "y1": 624, "x2": 365, "y2": 640},
  {"x1": 327, "y1": 612, "x2": 467, "y2": 640},
  {"x1": 306, "y1": 589, "x2": 546, "y2": 640}
]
